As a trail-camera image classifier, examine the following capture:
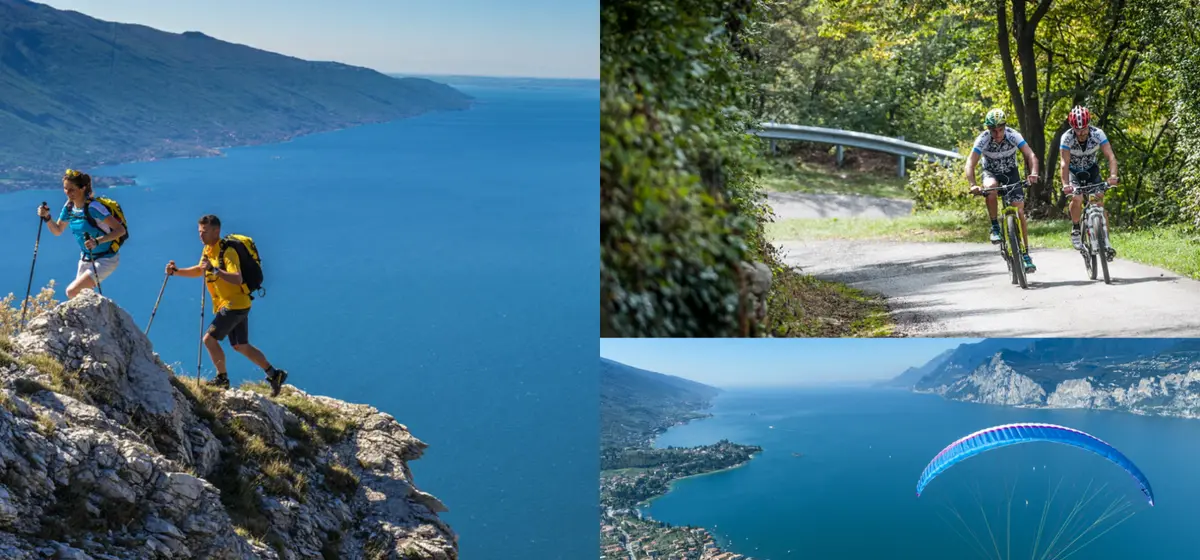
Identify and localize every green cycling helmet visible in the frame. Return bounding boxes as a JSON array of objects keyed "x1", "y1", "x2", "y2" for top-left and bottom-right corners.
[{"x1": 984, "y1": 108, "x2": 1007, "y2": 127}]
